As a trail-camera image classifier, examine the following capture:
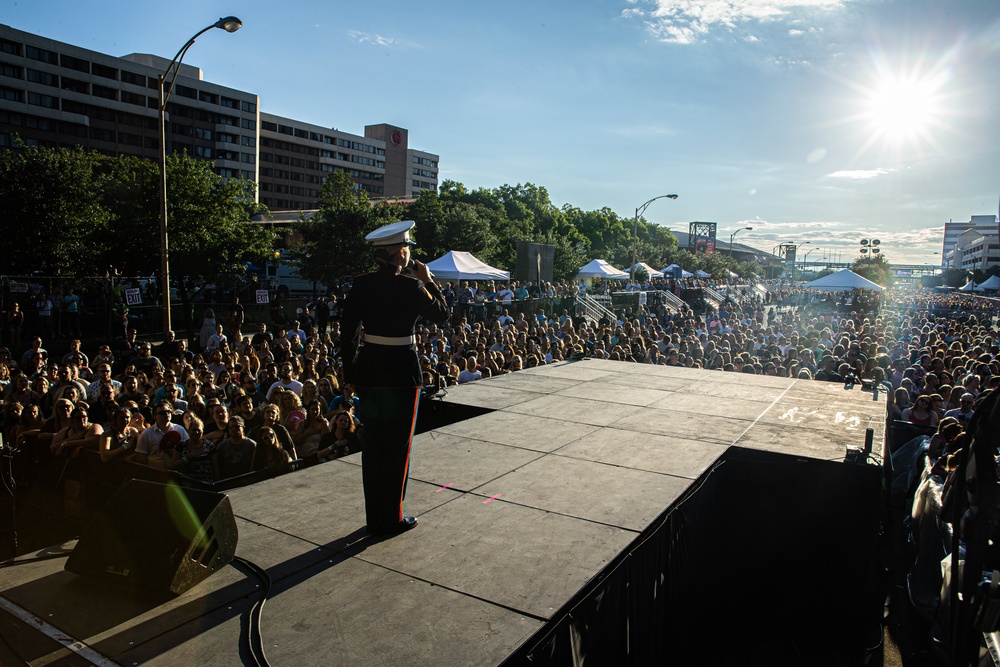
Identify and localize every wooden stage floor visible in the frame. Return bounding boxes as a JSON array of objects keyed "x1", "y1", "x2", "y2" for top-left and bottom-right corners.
[{"x1": 0, "y1": 359, "x2": 887, "y2": 666}]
